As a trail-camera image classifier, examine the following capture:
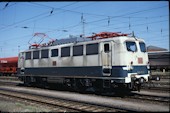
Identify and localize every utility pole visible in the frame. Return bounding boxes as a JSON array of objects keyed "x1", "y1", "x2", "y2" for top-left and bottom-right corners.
[
  {"x1": 81, "y1": 13, "x2": 85, "y2": 39},
  {"x1": 82, "y1": 19, "x2": 85, "y2": 36},
  {"x1": 18, "y1": 45, "x2": 20, "y2": 53}
]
